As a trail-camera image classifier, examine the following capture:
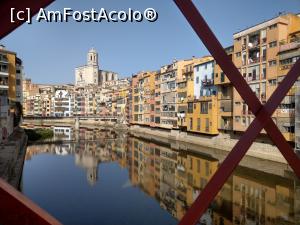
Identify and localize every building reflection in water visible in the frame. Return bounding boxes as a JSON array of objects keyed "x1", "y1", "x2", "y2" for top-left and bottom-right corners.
[{"x1": 25, "y1": 127, "x2": 300, "y2": 224}]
